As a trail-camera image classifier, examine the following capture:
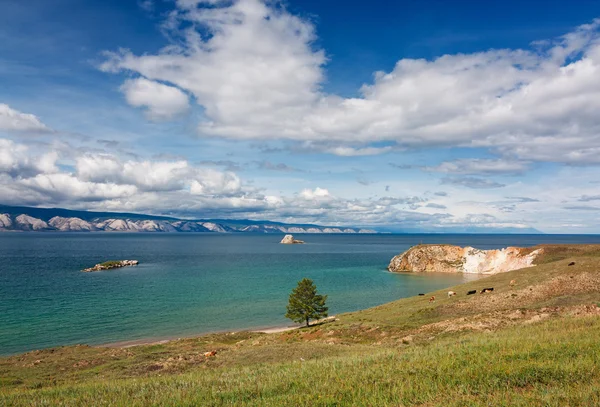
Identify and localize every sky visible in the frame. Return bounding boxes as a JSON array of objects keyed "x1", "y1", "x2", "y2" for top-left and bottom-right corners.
[{"x1": 1, "y1": 0, "x2": 600, "y2": 233}]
